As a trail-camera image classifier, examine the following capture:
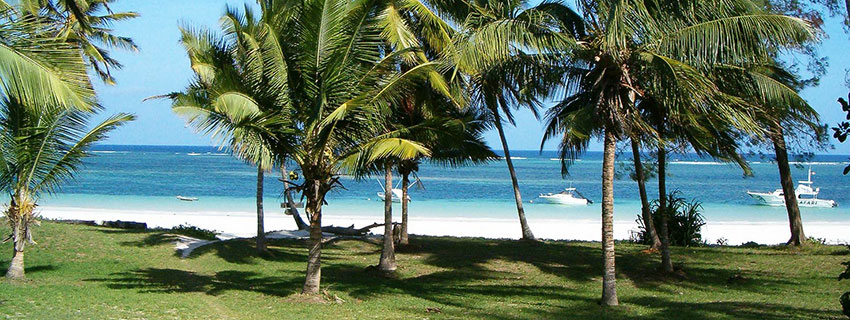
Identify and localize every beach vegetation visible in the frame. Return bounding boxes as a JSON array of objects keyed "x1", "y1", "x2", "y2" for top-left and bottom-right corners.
[
  {"x1": 0, "y1": 1, "x2": 135, "y2": 280},
  {"x1": 542, "y1": 0, "x2": 817, "y2": 305},
  {"x1": 637, "y1": 192, "x2": 706, "y2": 248},
  {"x1": 158, "y1": 14, "x2": 294, "y2": 254},
  {"x1": 1, "y1": 221, "x2": 846, "y2": 319},
  {"x1": 171, "y1": 0, "x2": 441, "y2": 294},
  {"x1": 169, "y1": 224, "x2": 219, "y2": 241},
  {"x1": 0, "y1": 98, "x2": 133, "y2": 280}
]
